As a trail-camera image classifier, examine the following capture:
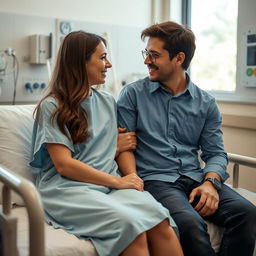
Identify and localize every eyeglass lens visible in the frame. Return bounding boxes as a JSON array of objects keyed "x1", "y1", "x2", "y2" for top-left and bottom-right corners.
[{"x1": 142, "y1": 50, "x2": 154, "y2": 61}]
